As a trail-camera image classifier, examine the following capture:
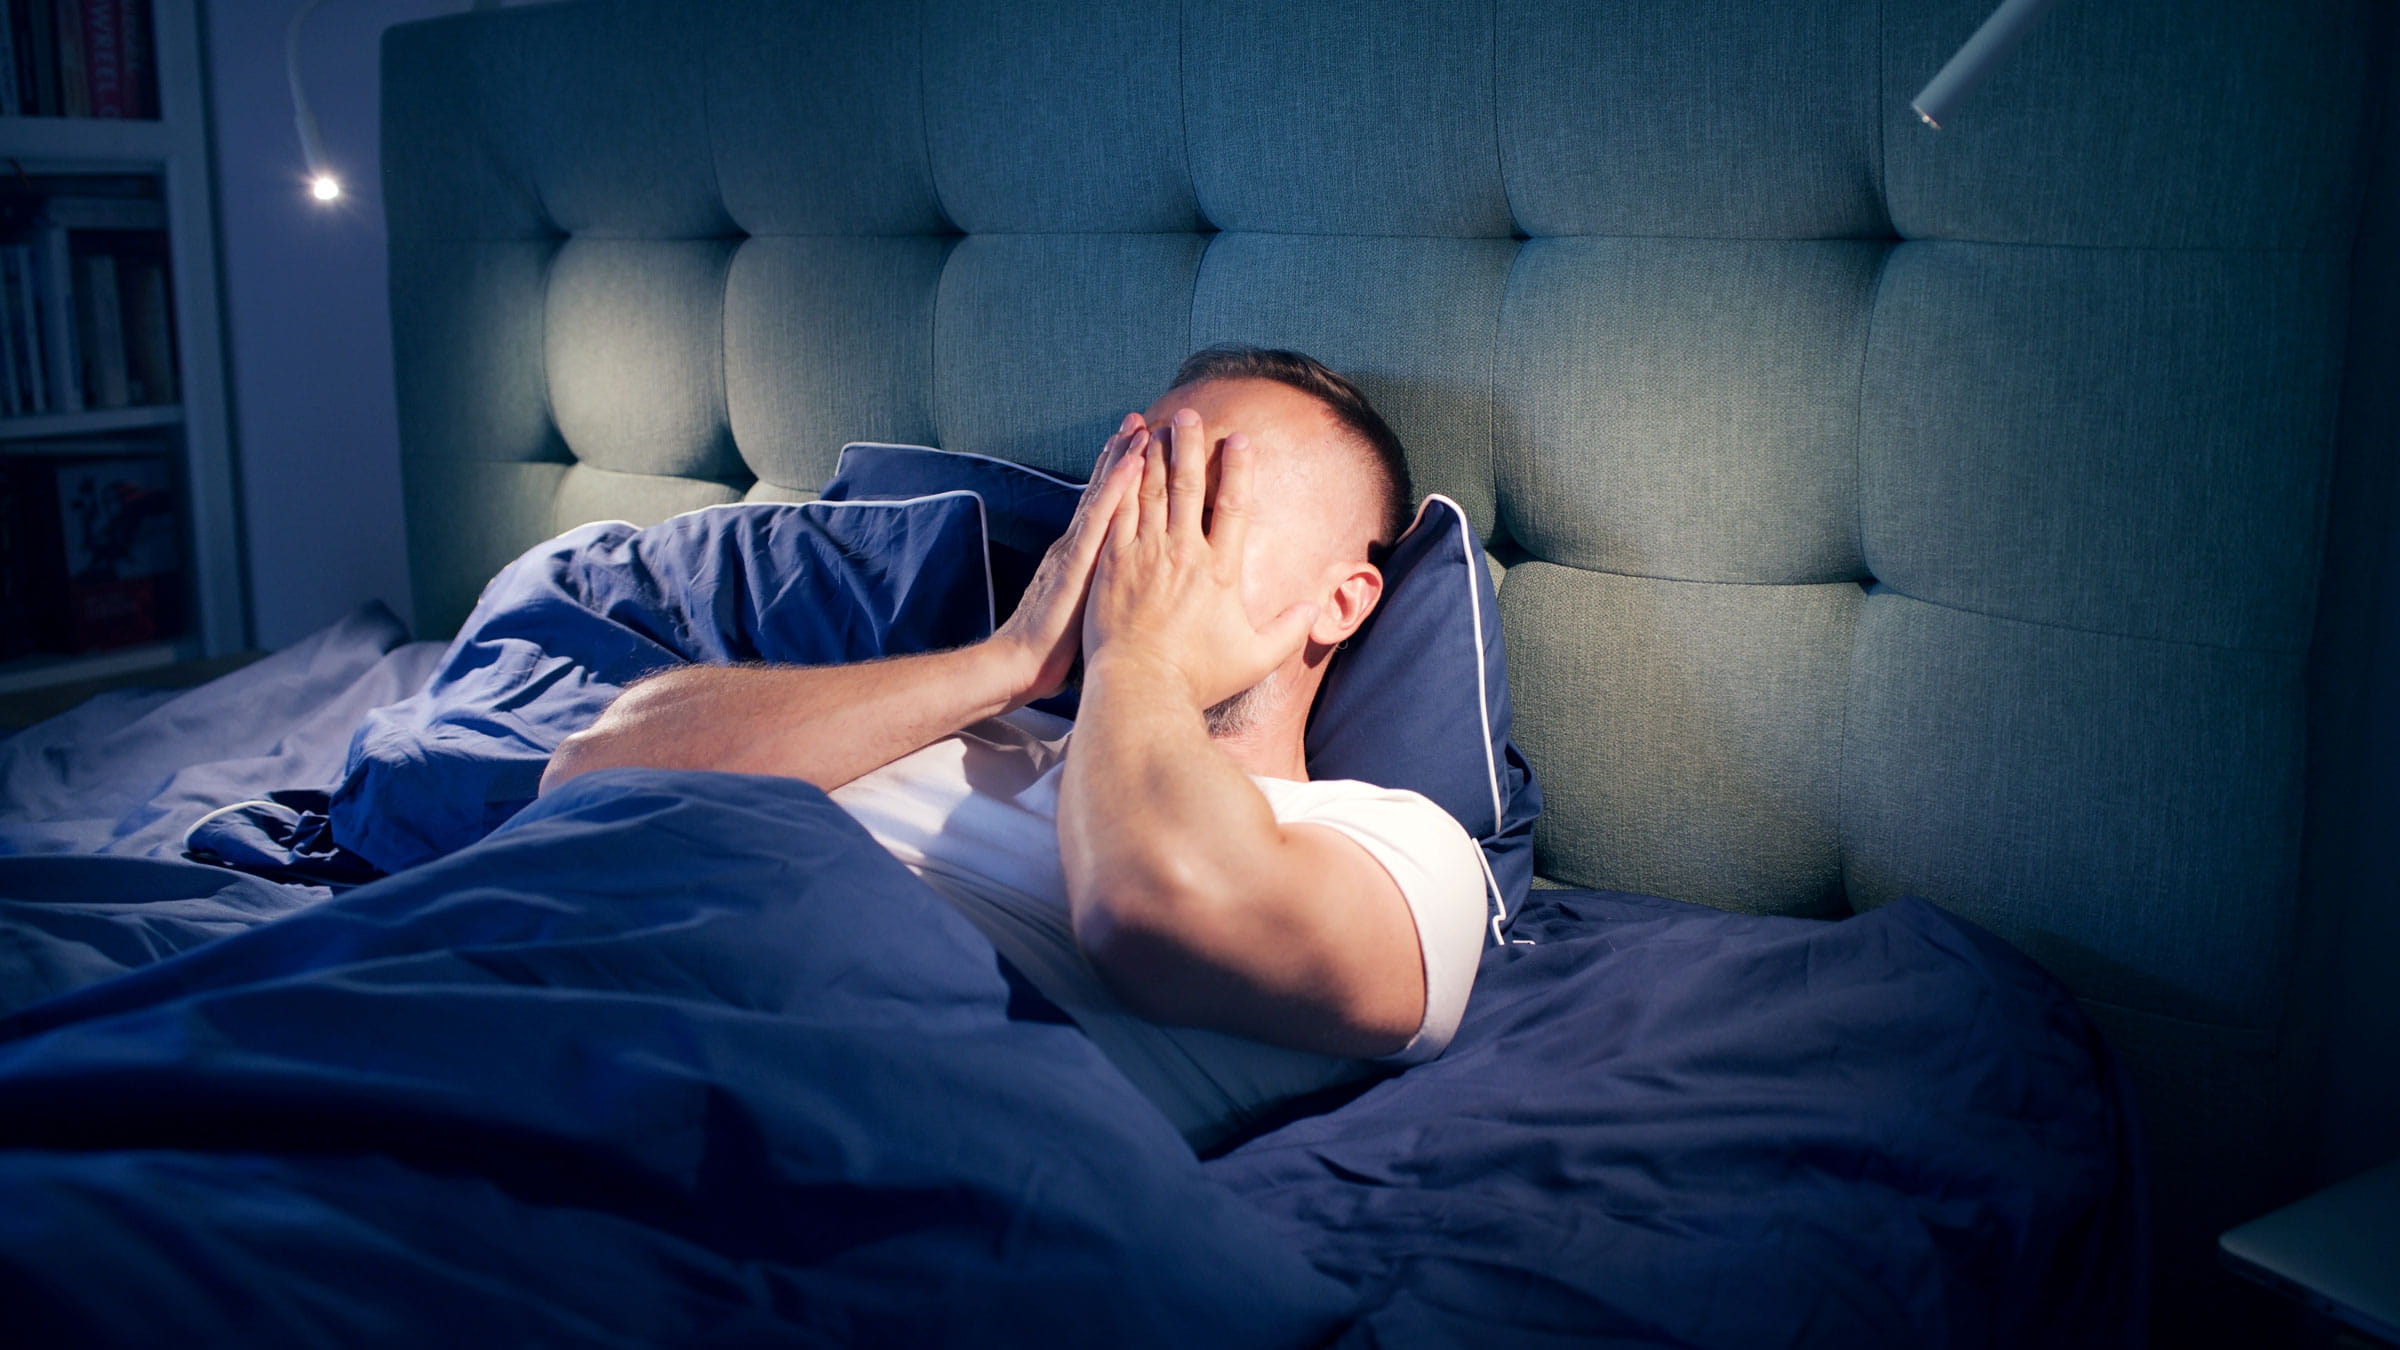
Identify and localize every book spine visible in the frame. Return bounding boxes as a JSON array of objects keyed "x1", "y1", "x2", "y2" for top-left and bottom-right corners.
[
  {"x1": 77, "y1": 250, "x2": 126, "y2": 408},
  {"x1": 0, "y1": 0, "x2": 18, "y2": 117},
  {"x1": 36, "y1": 221, "x2": 80, "y2": 412},
  {"x1": 24, "y1": 0, "x2": 51, "y2": 115},
  {"x1": 9, "y1": 244, "x2": 45, "y2": 414},
  {"x1": 117, "y1": 0, "x2": 145, "y2": 118},
  {"x1": 52, "y1": 0, "x2": 82, "y2": 118},
  {"x1": 81, "y1": 0, "x2": 119, "y2": 117},
  {"x1": 121, "y1": 254, "x2": 172, "y2": 405}
]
